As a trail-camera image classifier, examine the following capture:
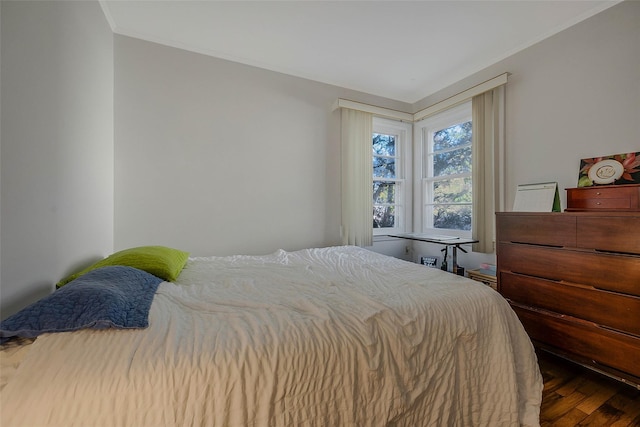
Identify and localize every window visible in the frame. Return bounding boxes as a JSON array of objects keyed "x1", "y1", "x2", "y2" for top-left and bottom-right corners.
[
  {"x1": 372, "y1": 118, "x2": 412, "y2": 236},
  {"x1": 415, "y1": 102, "x2": 472, "y2": 236}
]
